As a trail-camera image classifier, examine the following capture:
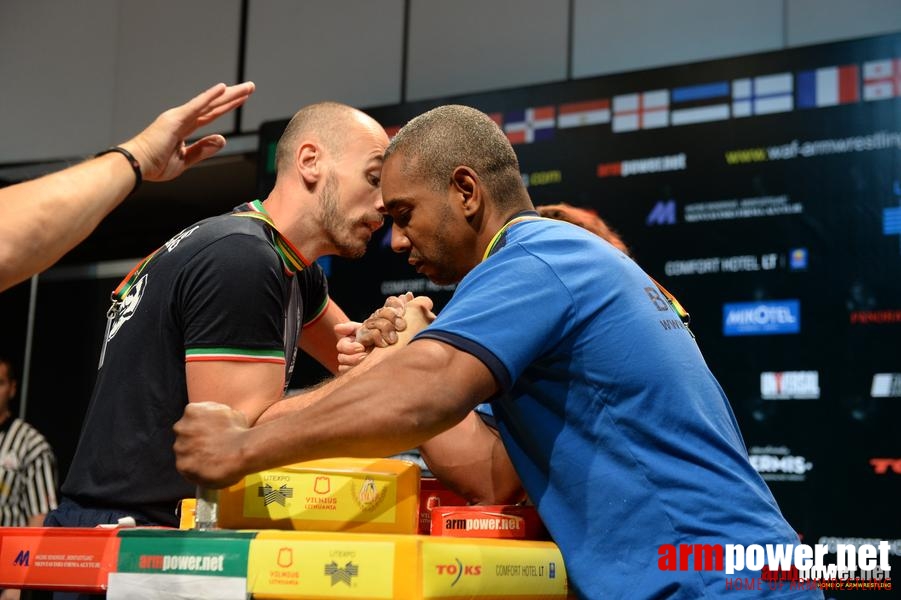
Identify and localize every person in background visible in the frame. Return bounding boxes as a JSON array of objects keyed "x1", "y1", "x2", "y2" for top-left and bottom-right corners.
[
  {"x1": 0, "y1": 356, "x2": 57, "y2": 528},
  {"x1": 0, "y1": 356, "x2": 58, "y2": 600},
  {"x1": 0, "y1": 81, "x2": 255, "y2": 293},
  {"x1": 536, "y1": 201, "x2": 630, "y2": 254}
]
